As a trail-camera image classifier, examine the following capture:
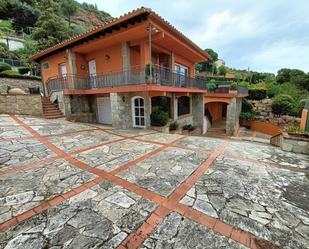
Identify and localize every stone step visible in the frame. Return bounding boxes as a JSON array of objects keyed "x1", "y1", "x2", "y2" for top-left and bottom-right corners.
[{"x1": 45, "y1": 115, "x2": 64, "y2": 119}]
